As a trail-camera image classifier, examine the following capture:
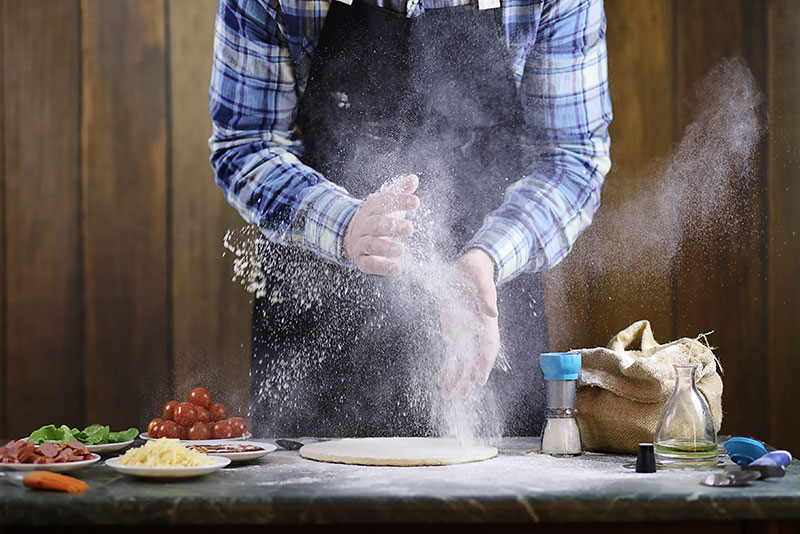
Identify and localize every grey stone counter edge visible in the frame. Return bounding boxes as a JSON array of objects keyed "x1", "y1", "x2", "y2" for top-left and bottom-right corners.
[{"x1": 2, "y1": 493, "x2": 800, "y2": 525}]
